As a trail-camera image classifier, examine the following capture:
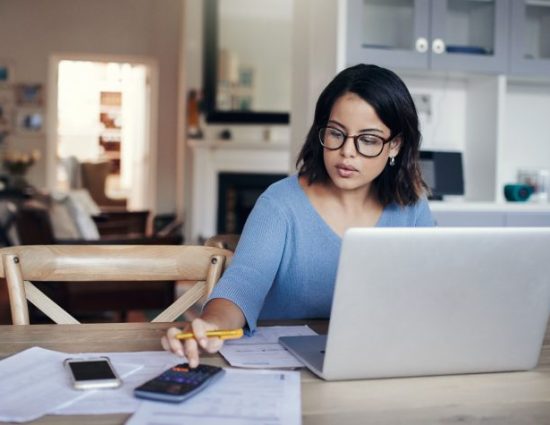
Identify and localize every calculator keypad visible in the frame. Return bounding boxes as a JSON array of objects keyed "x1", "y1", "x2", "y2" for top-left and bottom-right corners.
[{"x1": 135, "y1": 363, "x2": 224, "y2": 398}]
